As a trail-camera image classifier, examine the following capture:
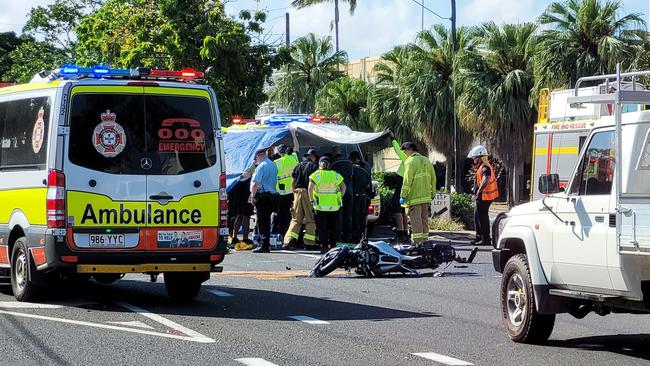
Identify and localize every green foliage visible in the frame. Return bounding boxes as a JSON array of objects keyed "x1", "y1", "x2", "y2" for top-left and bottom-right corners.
[
  {"x1": 4, "y1": 39, "x2": 68, "y2": 83},
  {"x1": 429, "y1": 216, "x2": 465, "y2": 231},
  {"x1": 535, "y1": 0, "x2": 646, "y2": 89},
  {"x1": 315, "y1": 77, "x2": 370, "y2": 130},
  {"x1": 0, "y1": 32, "x2": 23, "y2": 81},
  {"x1": 451, "y1": 192, "x2": 475, "y2": 230},
  {"x1": 74, "y1": 0, "x2": 287, "y2": 121},
  {"x1": 269, "y1": 33, "x2": 347, "y2": 113}
]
